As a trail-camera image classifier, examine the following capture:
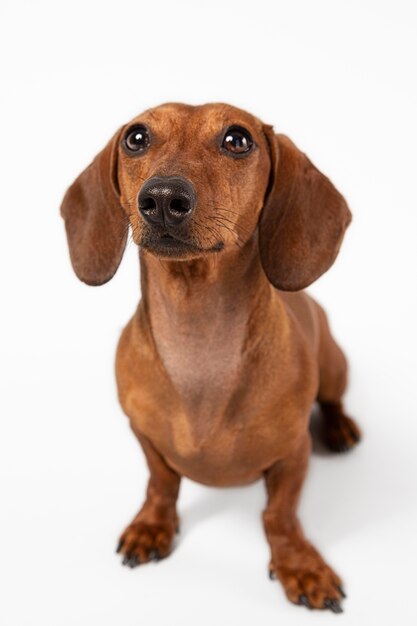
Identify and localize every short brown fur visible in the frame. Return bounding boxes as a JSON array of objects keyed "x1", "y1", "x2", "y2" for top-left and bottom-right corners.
[{"x1": 61, "y1": 103, "x2": 361, "y2": 613}]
